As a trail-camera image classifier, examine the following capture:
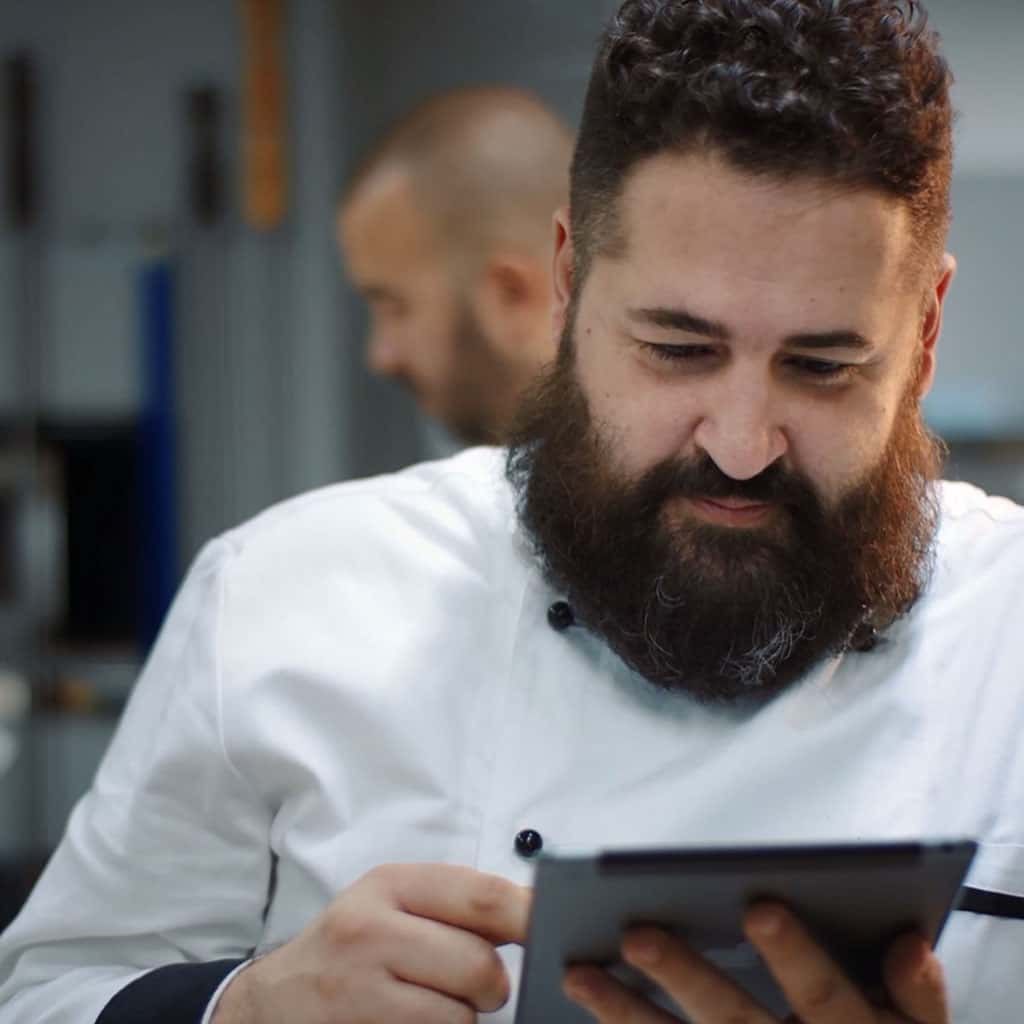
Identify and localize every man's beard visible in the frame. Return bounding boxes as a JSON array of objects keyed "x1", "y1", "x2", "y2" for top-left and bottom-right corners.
[
  {"x1": 439, "y1": 300, "x2": 510, "y2": 446},
  {"x1": 506, "y1": 329, "x2": 945, "y2": 704}
]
